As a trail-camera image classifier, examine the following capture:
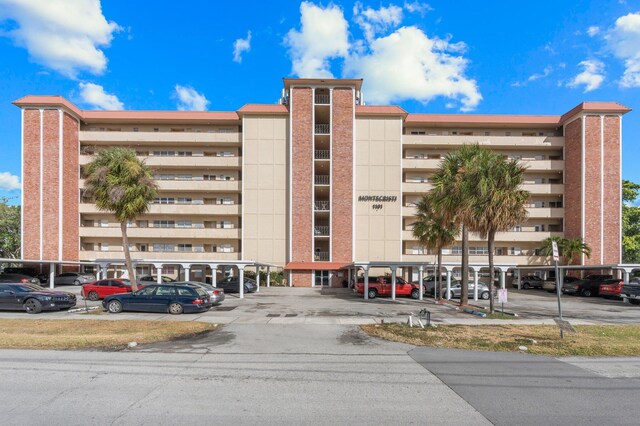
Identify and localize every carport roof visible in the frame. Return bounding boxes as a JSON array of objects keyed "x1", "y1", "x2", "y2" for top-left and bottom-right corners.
[{"x1": 284, "y1": 262, "x2": 350, "y2": 270}]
